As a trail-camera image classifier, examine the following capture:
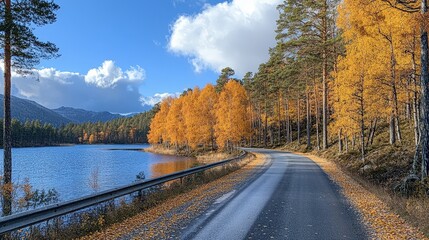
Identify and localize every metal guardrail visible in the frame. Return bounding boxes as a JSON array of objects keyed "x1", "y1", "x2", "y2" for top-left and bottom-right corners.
[{"x1": 0, "y1": 151, "x2": 247, "y2": 234}]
